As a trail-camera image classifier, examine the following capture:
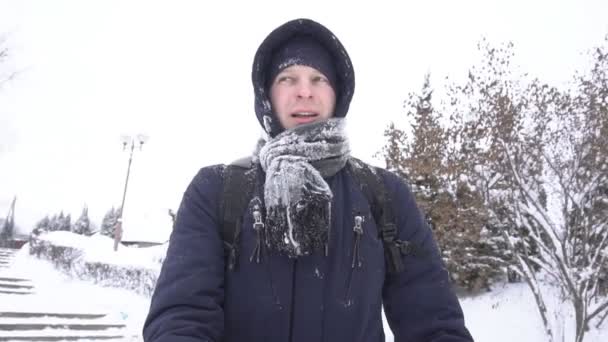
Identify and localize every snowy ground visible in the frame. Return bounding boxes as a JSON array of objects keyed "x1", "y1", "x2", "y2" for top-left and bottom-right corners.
[
  {"x1": 3, "y1": 232, "x2": 607, "y2": 341},
  {"x1": 2, "y1": 245, "x2": 150, "y2": 341},
  {"x1": 462, "y1": 283, "x2": 607, "y2": 342}
]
